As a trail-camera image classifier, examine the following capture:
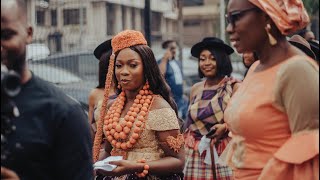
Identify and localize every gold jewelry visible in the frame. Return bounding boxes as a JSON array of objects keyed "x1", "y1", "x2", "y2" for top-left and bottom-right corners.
[{"x1": 265, "y1": 24, "x2": 277, "y2": 46}]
